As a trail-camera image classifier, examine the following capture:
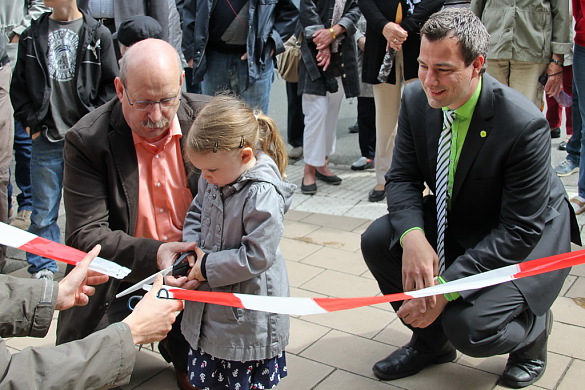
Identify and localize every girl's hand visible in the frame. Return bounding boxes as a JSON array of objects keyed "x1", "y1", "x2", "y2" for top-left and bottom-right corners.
[{"x1": 187, "y1": 246, "x2": 207, "y2": 282}]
